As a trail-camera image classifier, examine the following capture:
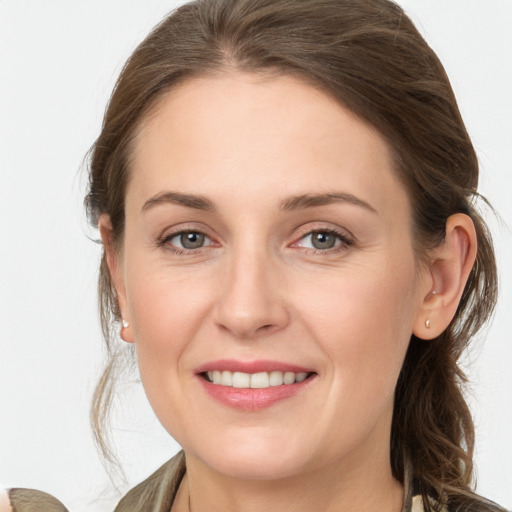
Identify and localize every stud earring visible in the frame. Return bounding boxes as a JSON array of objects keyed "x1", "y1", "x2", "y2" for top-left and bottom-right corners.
[
  {"x1": 425, "y1": 319, "x2": 431, "y2": 329},
  {"x1": 122, "y1": 319, "x2": 130, "y2": 328}
]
